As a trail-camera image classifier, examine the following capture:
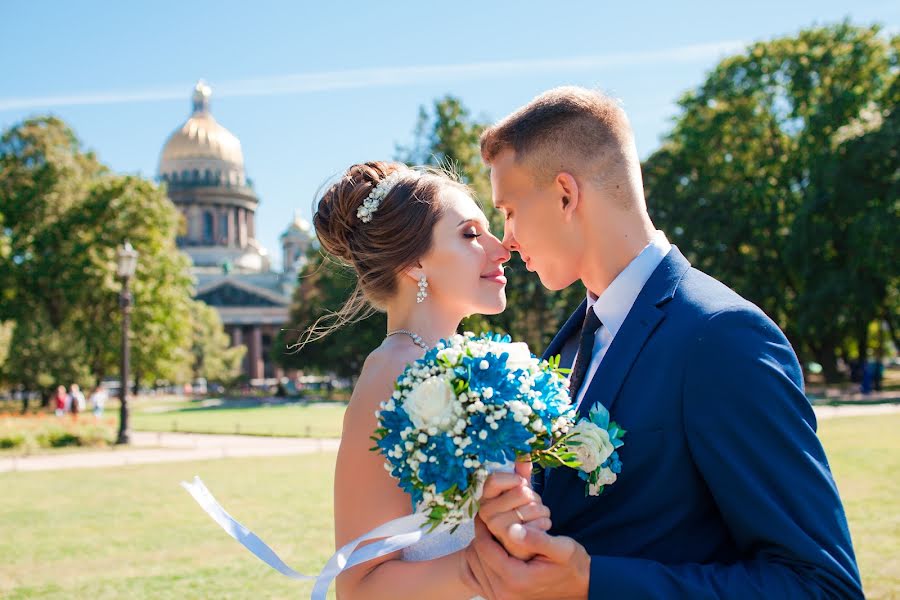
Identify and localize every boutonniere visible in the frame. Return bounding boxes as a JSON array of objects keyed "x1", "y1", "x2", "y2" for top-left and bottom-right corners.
[{"x1": 568, "y1": 404, "x2": 626, "y2": 496}]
